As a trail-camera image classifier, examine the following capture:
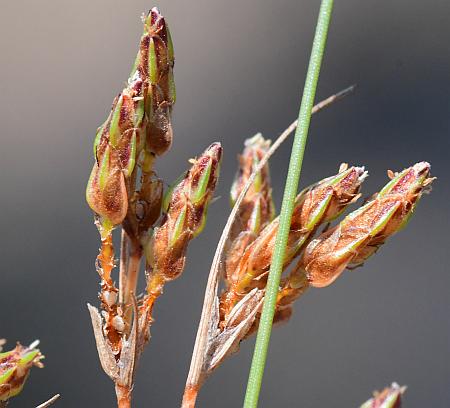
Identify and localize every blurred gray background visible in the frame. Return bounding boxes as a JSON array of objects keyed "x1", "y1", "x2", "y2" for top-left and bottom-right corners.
[{"x1": 1, "y1": 1, "x2": 449, "y2": 407}]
